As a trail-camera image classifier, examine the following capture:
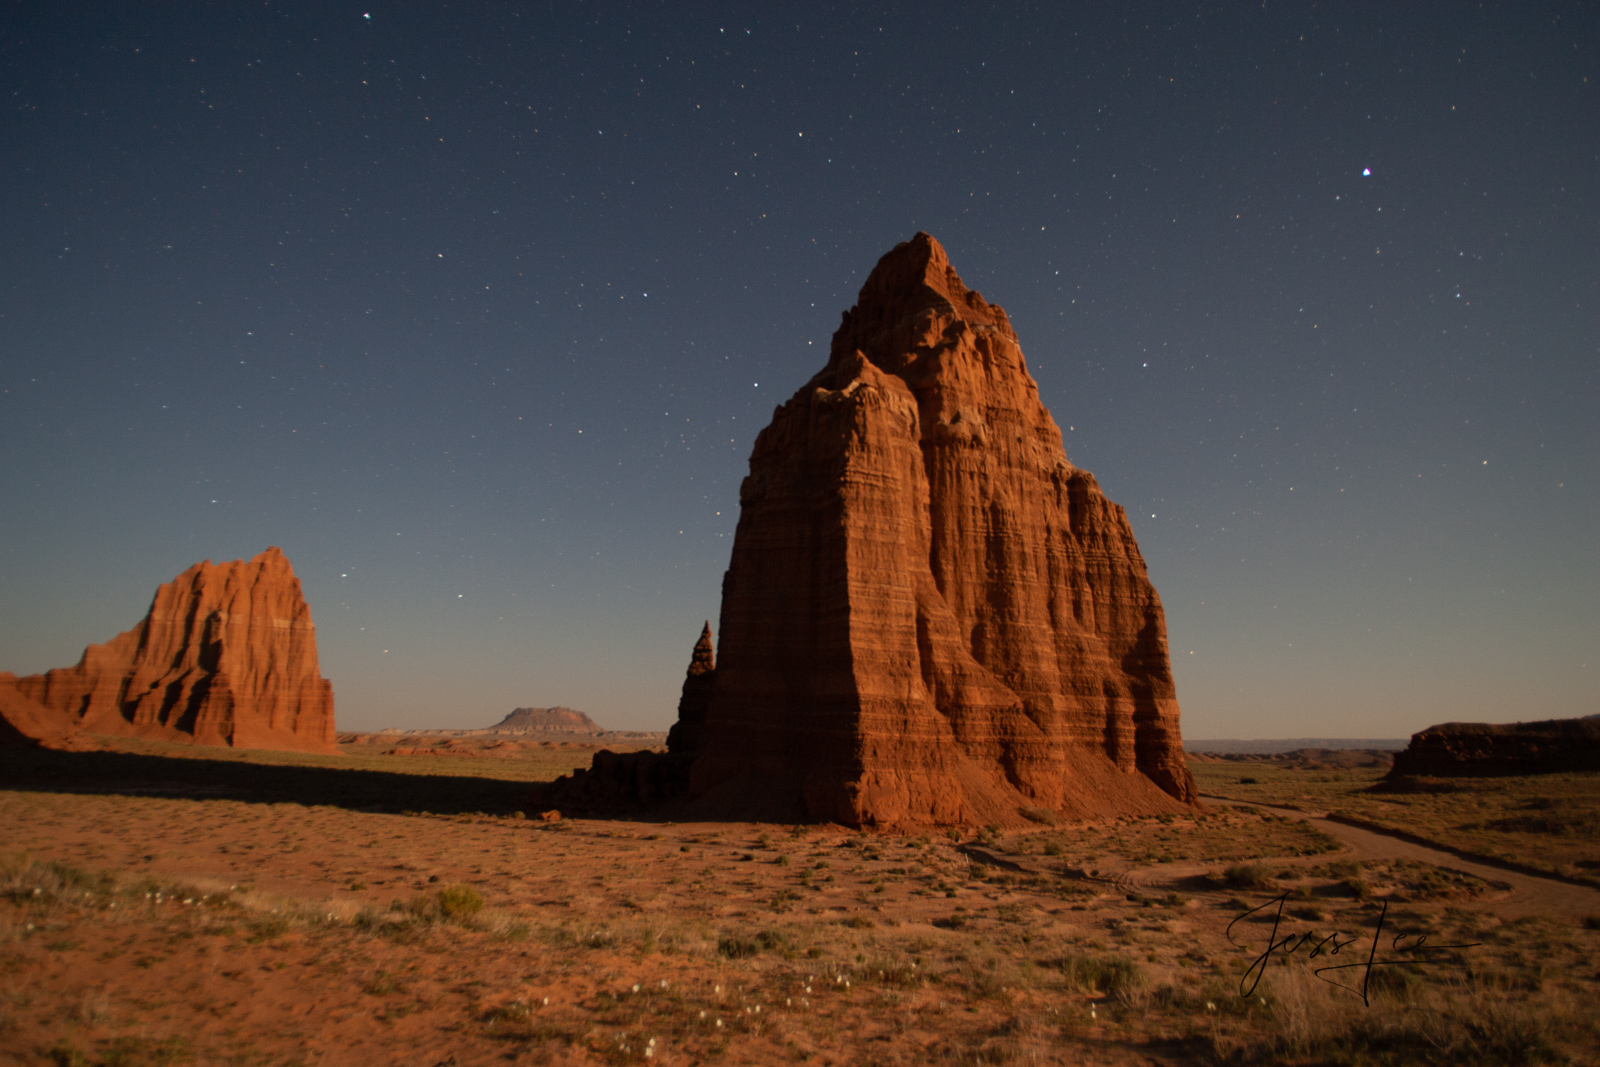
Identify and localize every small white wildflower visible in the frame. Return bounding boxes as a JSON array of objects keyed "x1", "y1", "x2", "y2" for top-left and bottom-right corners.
[
  {"x1": 715, "y1": 1018, "x2": 723, "y2": 1028},
  {"x1": 541, "y1": 997, "x2": 549, "y2": 1006},
  {"x1": 632, "y1": 984, "x2": 640, "y2": 993}
]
